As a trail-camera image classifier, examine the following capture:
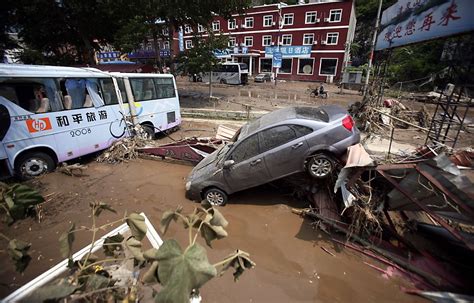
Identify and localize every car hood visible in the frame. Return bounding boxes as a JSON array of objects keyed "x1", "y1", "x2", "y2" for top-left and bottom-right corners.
[{"x1": 188, "y1": 144, "x2": 228, "y2": 181}]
